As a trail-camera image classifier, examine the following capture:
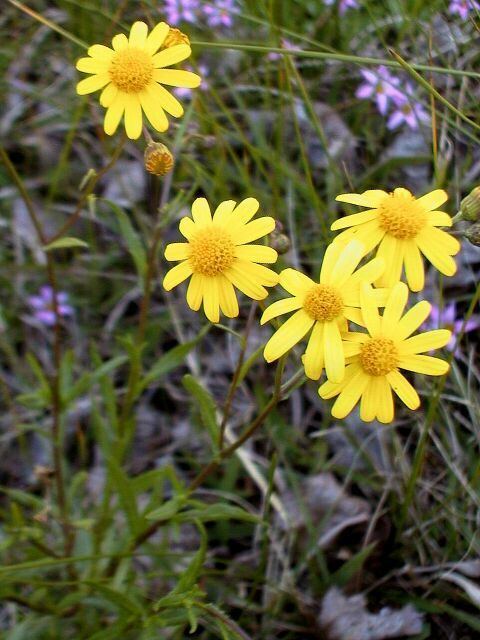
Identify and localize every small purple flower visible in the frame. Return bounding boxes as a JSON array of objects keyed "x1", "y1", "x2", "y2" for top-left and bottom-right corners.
[
  {"x1": 28, "y1": 286, "x2": 73, "y2": 327},
  {"x1": 175, "y1": 64, "x2": 208, "y2": 99},
  {"x1": 203, "y1": 0, "x2": 236, "y2": 27},
  {"x1": 268, "y1": 39, "x2": 297, "y2": 61},
  {"x1": 164, "y1": 0, "x2": 200, "y2": 24},
  {"x1": 356, "y1": 66, "x2": 401, "y2": 115},
  {"x1": 324, "y1": 0, "x2": 359, "y2": 14},
  {"x1": 427, "y1": 302, "x2": 480, "y2": 353},
  {"x1": 387, "y1": 84, "x2": 429, "y2": 130},
  {"x1": 449, "y1": 0, "x2": 480, "y2": 20}
]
